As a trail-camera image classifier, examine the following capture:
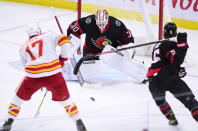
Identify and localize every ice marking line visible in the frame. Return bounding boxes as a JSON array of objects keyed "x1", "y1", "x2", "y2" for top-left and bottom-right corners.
[
  {"x1": 0, "y1": 40, "x2": 22, "y2": 46},
  {"x1": 0, "y1": 13, "x2": 73, "y2": 33},
  {"x1": 187, "y1": 73, "x2": 198, "y2": 78}
]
